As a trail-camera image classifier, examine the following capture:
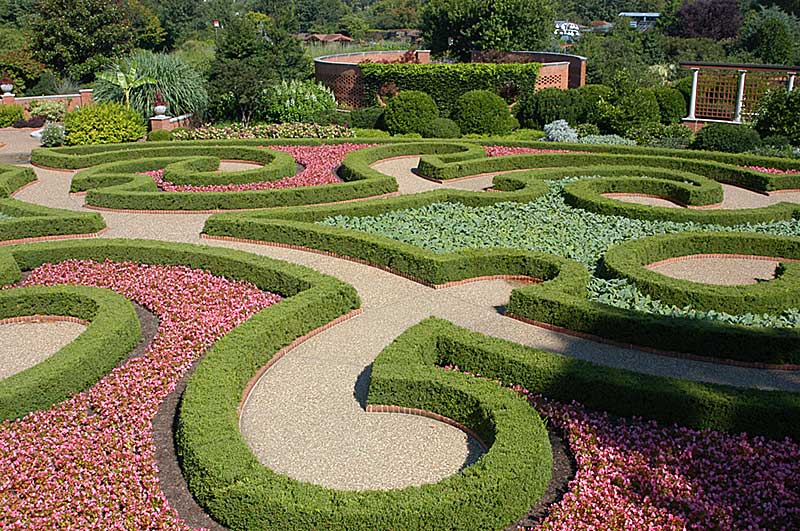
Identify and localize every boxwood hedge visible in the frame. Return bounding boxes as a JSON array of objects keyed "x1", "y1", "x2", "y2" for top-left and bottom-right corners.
[
  {"x1": 0, "y1": 163, "x2": 106, "y2": 242},
  {"x1": 0, "y1": 285, "x2": 141, "y2": 420}
]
